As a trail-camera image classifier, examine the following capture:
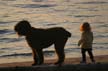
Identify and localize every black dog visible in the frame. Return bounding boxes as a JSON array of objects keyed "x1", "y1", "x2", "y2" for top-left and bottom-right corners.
[{"x1": 14, "y1": 20, "x2": 71, "y2": 65}]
